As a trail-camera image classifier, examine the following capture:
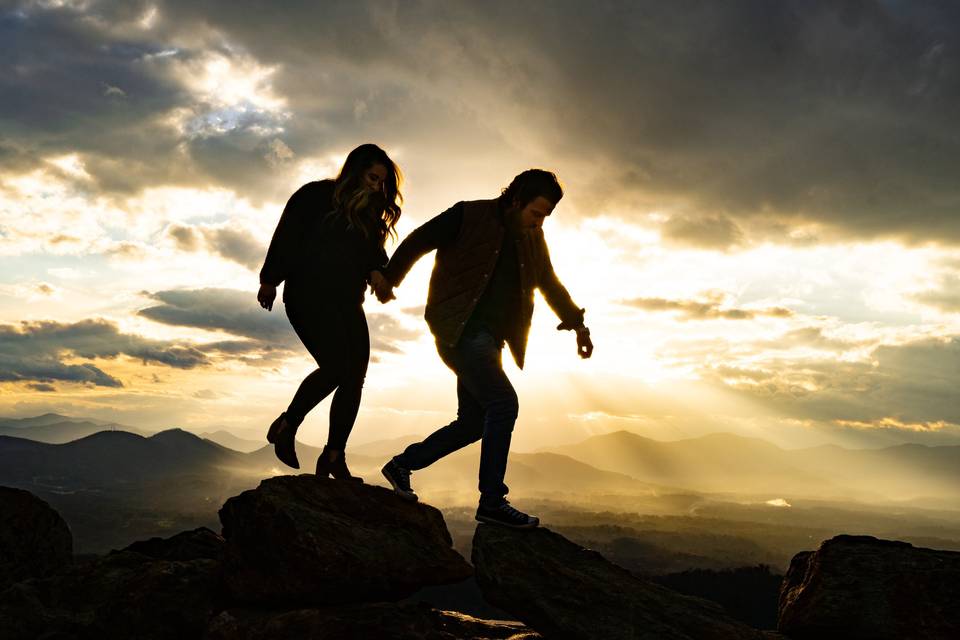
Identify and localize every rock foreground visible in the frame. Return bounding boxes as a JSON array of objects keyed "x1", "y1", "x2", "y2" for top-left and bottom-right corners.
[
  {"x1": 0, "y1": 486, "x2": 72, "y2": 590},
  {"x1": 0, "y1": 551, "x2": 220, "y2": 640},
  {"x1": 779, "y1": 534, "x2": 960, "y2": 639},
  {"x1": 219, "y1": 474, "x2": 473, "y2": 604},
  {"x1": 206, "y1": 601, "x2": 539, "y2": 640},
  {"x1": 123, "y1": 525, "x2": 225, "y2": 561},
  {"x1": 472, "y1": 523, "x2": 773, "y2": 640},
  {"x1": 5, "y1": 477, "x2": 959, "y2": 639}
]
